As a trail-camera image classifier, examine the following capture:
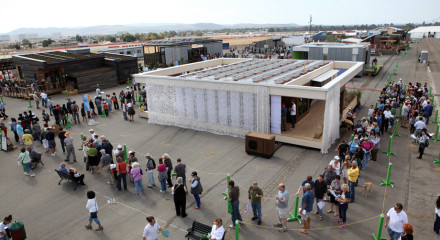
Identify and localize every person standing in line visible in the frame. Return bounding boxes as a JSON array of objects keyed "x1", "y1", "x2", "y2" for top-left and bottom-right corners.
[
  {"x1": 157, "y1": 158, "x2": 168, "y2": 193},
  {"x1": 46, "y1": 127, "x2": 56, "y2": 156},
  {"x1": 335, "y1": 183, "x2": 350, "y2": 228},
  {"x1": 142, "y1": 216, "x2": 164, "y2": 240},
  {"x1": 314, "y1": 175, "x2": 327, "y2": 221},
  {"x1": 274, "y1": 183, "x2": 289, "y2": 232},
  {"x1": 71, "y1": 101, "x2": 80, "y2": 124},
  {"x1": 248, "y1": 182, "x2": 263, "y2": 225},
  {"x1": 434, "y1": 195, "x2": 440, "y2": 235},
  {"x1": 163, "y1": 153, "x2": 173, "y2": 188},
  {"x1": 347, "y1": 161, "x2": 359, "y2": 203},
  {"x1": 172, "y1": 177, "x2": 187, "y2": 218},
  {"x1": 299, "y1": 183, "x2": 314, "y2": 234},
  {"x1": 85, "y1": 190, "x2": 103, "y2": 231},
  {"x1": 174, "y1": 158, "x2": 187, "y2": 190},
  {"x1": 371, "y1": 133, "x2": 381, "y2": 162},
  {"x1": 145, "y1": 153, "x2": 156, "y2": 188},
  {"x1": 228, "y1": 180, "x2": 242, "y2": 228},
  {"x1": 281, "y1": 103, "x2": 287, "y2": 131},
  {"x1": 58, "y1": 127, "x2": 66, "y2": 155},
  {"x1": 111, "y1": 92, "x2": 119, "y2": 110},
  {"x1": 100, "y1": 149, "x2": 114, "y2": 185},
  {"x1": 64, "y1": 132, "x2": 76, "y2": 163},
  {"x1": 122, "y1": 101, "x2": 128, "y2": 121},
  {"x1": 361, "y1": 137, "x2": 374, "y2": 170},
  {"x1": 130, "y1": 162, "x2": 145, "y2": 197},
  {"x1": 22, "y1": 129, "x2": 33, "y2": 150},
  {"x1": 290, "y1": 101, "x2": 296, "y2": 129},
  {"x1": 190, "y1": 172, "x2": 203, "y2": 209},
  {"x1": 116, "y1": 156, "x2": 127, "y2": 191},
  {"x1": 384, "y1": 203, "x2": 408, "y2": 240}
]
